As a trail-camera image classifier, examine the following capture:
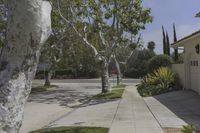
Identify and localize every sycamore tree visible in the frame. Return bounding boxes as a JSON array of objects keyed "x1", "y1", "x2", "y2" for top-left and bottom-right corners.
[
  {"x1": 38, "y1": 5, "x2": 67, "y2": 86},
  {"x1": 57, "y1": 0, "x2": 152, "y2": 93},
  {"x1": 39, "y1": 4, "x2": 100, "y2": 85},
  {"x1": 0, "y1": 0, "x2": 7, "y2": 52},
  {"x1": 0, "y1": 0, "x2": 51, "y2": 132},
  {"x1": 114, "y1": 34, "x2": 145, "y2": 80}
]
